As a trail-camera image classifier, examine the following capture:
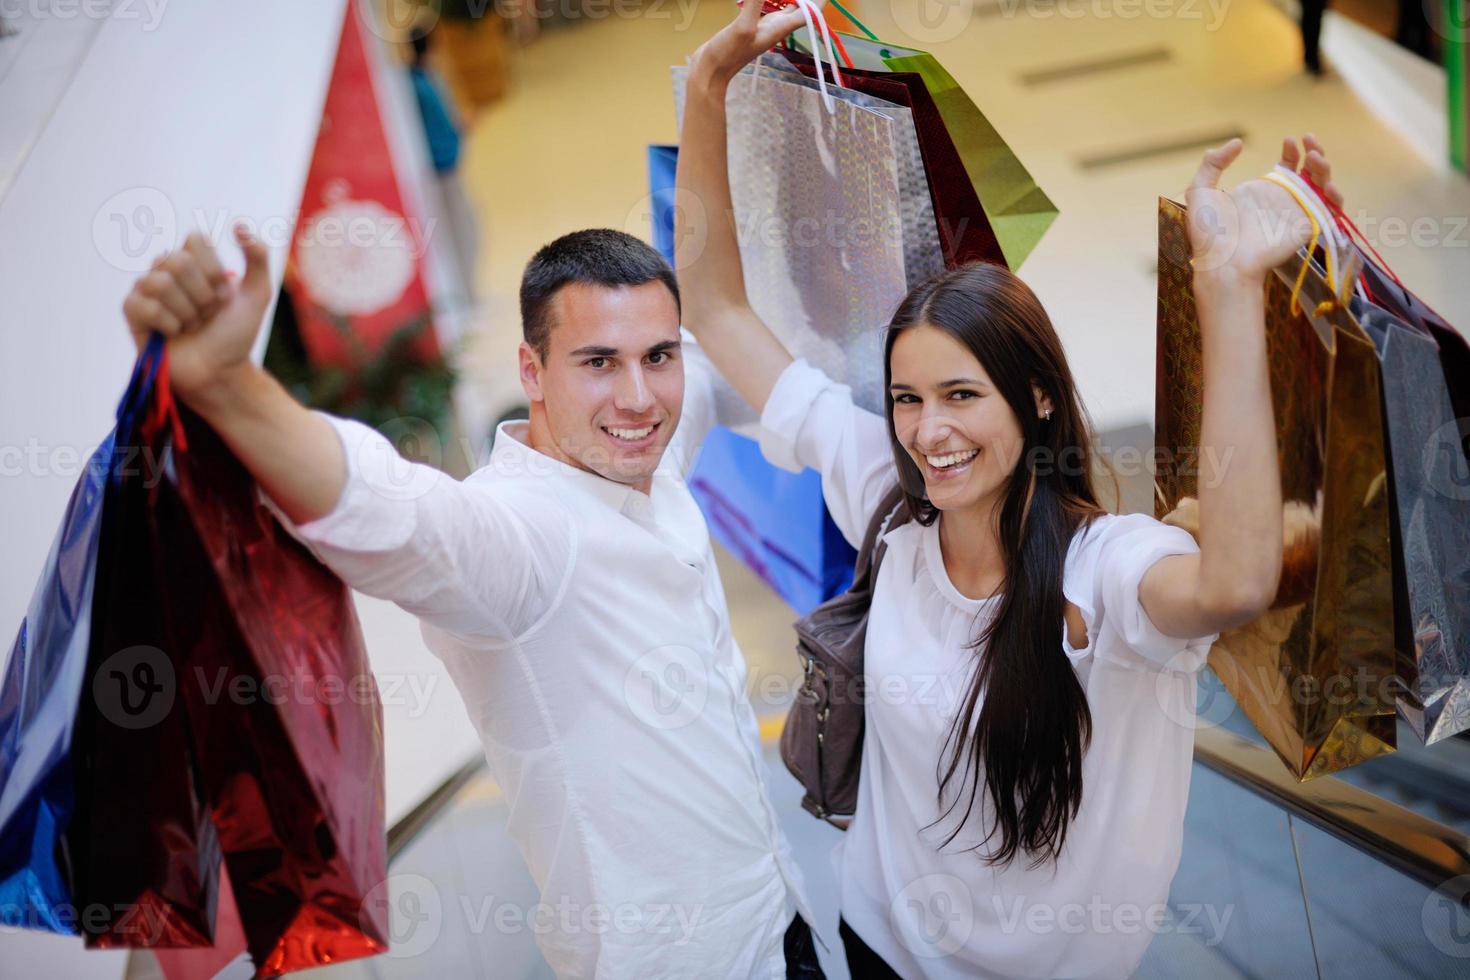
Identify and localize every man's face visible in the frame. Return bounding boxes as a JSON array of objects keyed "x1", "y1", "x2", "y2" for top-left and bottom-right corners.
[{"x1": 519, "y1": 281, "x2": 684, "y2": 492}]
